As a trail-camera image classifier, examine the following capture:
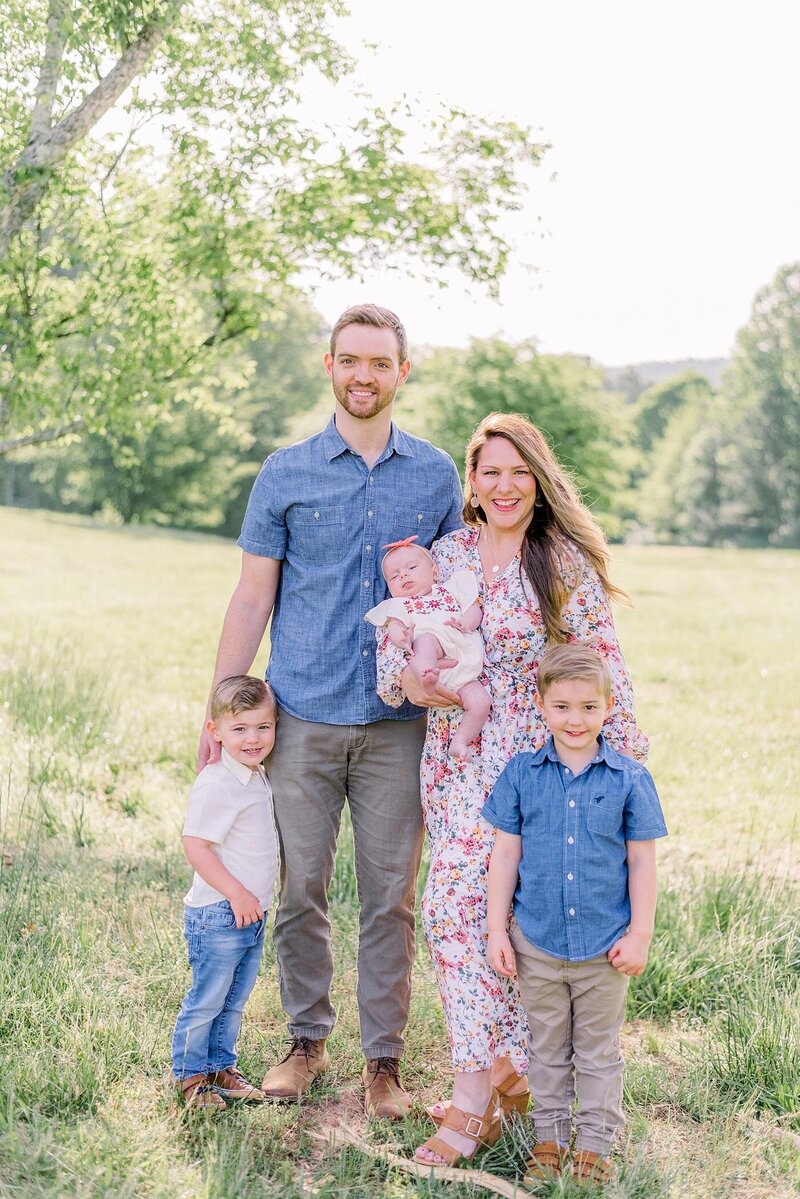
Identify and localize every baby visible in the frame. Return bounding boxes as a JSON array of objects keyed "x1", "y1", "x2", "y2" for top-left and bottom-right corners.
[{"x1": 366, "y1": 536, "x2": 491, "y2": 759}]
